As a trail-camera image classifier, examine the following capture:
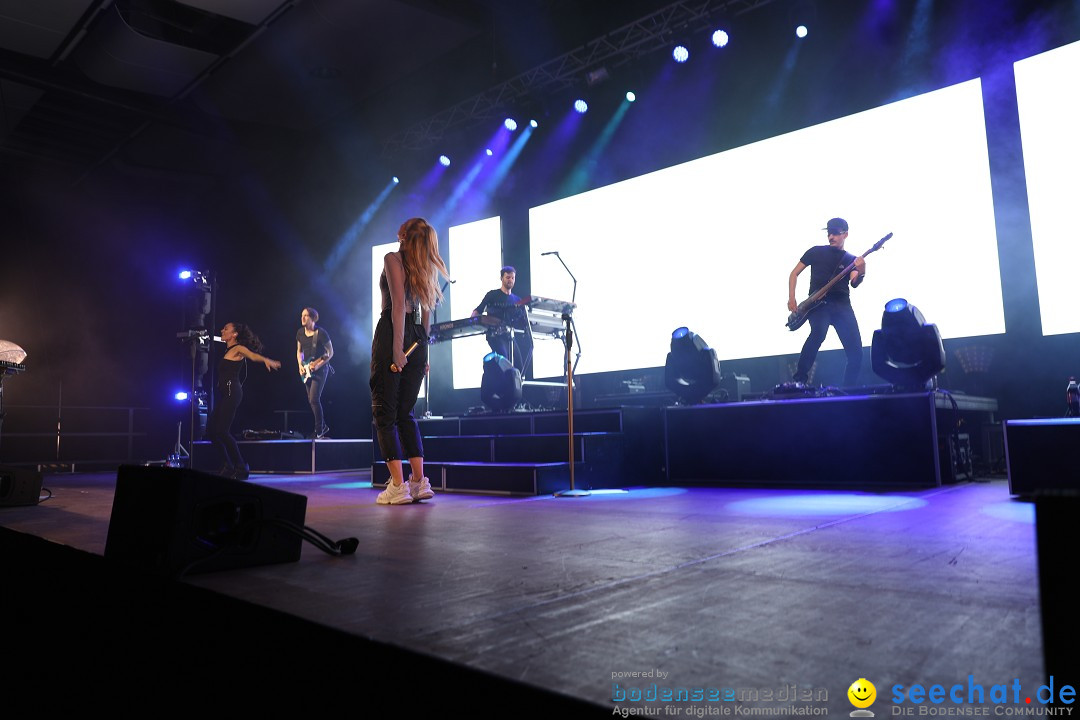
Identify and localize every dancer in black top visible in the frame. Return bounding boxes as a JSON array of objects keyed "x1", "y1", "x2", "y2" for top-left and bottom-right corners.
[
  {"x1": 296, "y1": 307, "x2": 334, "y2": 439},
  {"x1": 206, "y1": 322, "x2": 281, "y2": 479},
  {"x1": 472, "y1": 265, "x2": 531, "y2": 374},
  {"x1": 787, "y1": 218, "x2": 867, "y2": 387},
  {"x1": 371, "y1": 217, "x2": 450, "y2": 505}
]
